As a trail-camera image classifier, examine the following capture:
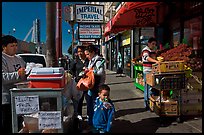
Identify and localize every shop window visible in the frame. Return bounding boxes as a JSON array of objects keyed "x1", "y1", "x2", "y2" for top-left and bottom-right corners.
[
  {"x1": 140, "y1": 27, "x2": 155, "y2": 45},
  {"x1": 123, "y1": 46, "x2": 131, "y2": 76},
  {"x1": 173, "y1": 31, "x2": 180, "y2": 47},
  {"x1": 184, "y1": 16, "x2": 202, "y2": 51}
]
